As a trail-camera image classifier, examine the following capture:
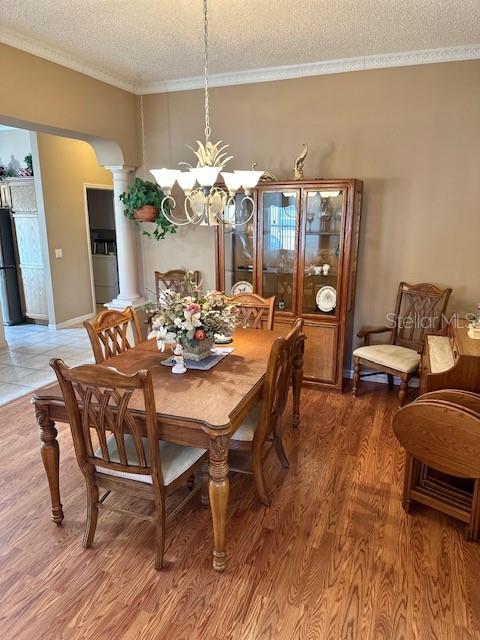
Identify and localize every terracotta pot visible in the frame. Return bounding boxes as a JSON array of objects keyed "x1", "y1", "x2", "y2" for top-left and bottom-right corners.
[{"x1": 134, "y1": 205, "x2": 158, "y2": 222}]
